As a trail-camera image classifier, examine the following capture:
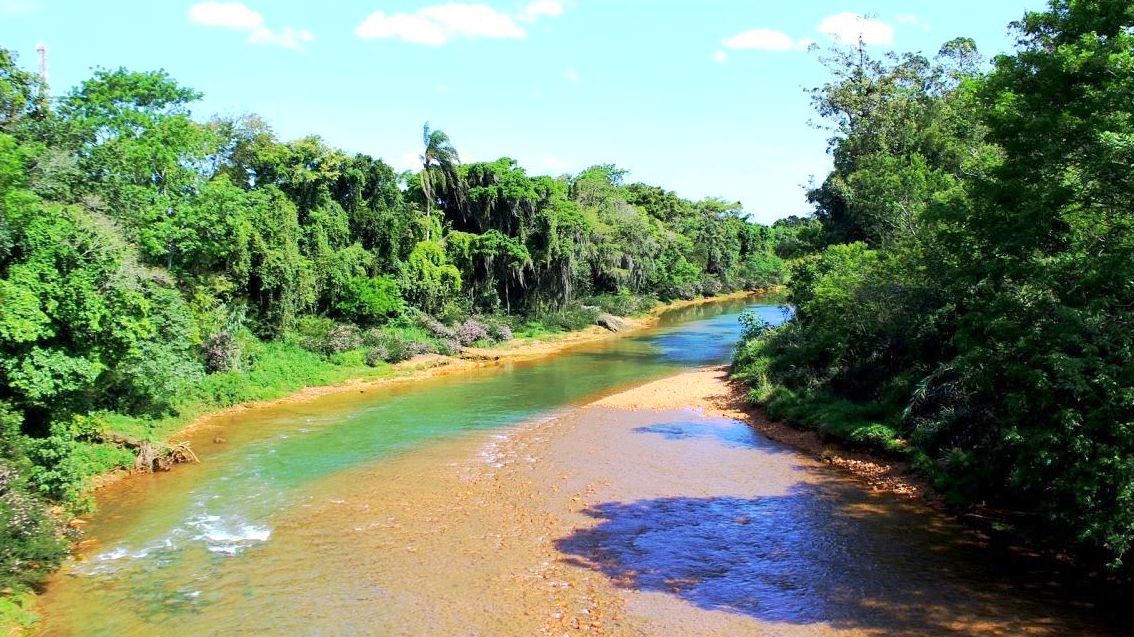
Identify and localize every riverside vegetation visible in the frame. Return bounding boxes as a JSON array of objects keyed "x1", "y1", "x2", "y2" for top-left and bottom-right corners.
[
  {"x1": 0, "y1": 45, "x2": 815, "y2": 611},
  {"x1": 733, "y1": 0, "x2": 1134, "y2": 581}
]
